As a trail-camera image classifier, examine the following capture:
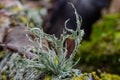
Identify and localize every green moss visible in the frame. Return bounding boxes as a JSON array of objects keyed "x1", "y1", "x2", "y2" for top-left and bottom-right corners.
[
  {"x1": 77, "y1": 13, "x2": 120, "y2": 74},
  {"x1": 101, "y1": 73, "x2": 120, "y2": 80},
  {"x1": 0, "y1": 4, "x2": 5, "y2": 9}
]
